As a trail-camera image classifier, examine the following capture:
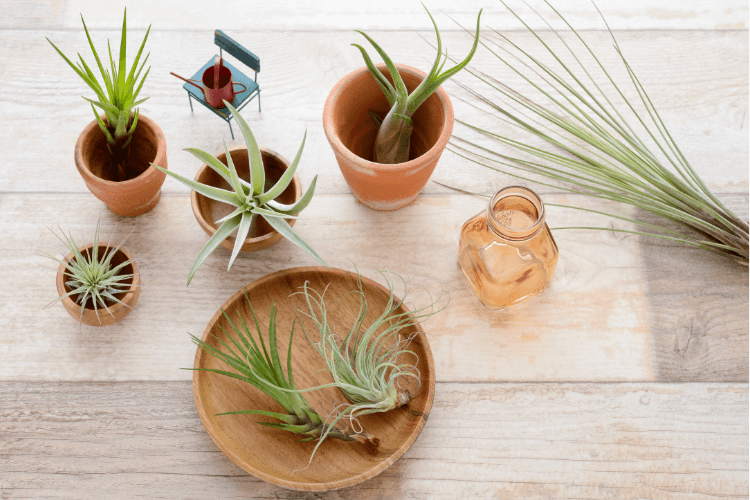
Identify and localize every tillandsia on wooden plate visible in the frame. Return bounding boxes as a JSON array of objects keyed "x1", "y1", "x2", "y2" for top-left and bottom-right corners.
[
  {"x1": 293, "y1": 270, "x2": 447, "y2": 424},
  {"x1": 189, "y1": 295, "x2": 379, "y2": 470},
  {"x1": 353, "y1": 4, "x2": 482, "y2": 164},
  {"x1": 47, "y1": 8, "x2": 151, "y2": 173},
  {"x1": 43, "y1": 221, "x2": 138, "y2": 324},
  {"x1": 445, "y1": 0, "x2": 748, "y2": 266},
  {"x1": 155, "y1": 101, "x2": 327, "y2": 284}
]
